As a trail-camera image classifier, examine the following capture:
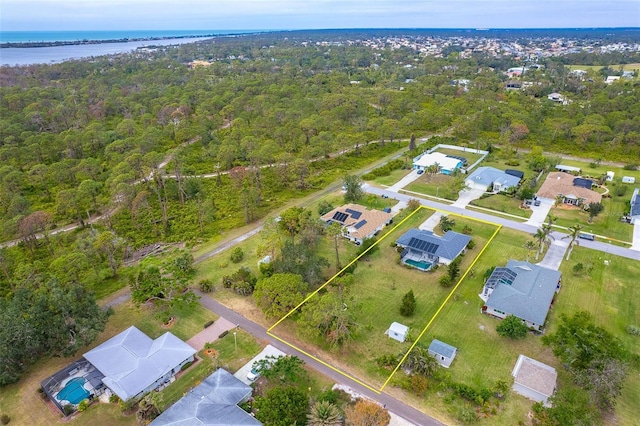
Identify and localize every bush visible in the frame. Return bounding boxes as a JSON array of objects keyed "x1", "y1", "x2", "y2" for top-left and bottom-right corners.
[
  {"x1": 627, "y1": 325, "x2": 640, "y2": 336},
  {"x1": 505, "y1": 159, "x2": 520, "y2": 166},
  {"x1": 462, "y1": 225, "x2": 472, "y2": 234},
  {"x1": 496, "y1": 315, "x2": 528, "y2": 339},
  {"x1": 180, "y1": 361, "x2": 193, "y2": 371},
  {"x1": 229, "y1": 247, "x2": 244, "y2": 263},
  {"x1": 109, "y1": 394, "x2": 120, "y2": 404},
  {"x1": 456, "y1": 405, "x2": 479, "y2": 423},
  {"x1": 198, "y1": 279, "x2": 215, "y2": 293},
  {"x1": 1, "y1": 414, "x2": 10, "y2": 425},
  {"x1": 63, "y1": 404, "x2": 75, "y2": 416},
  {"x1": 77, "y1": 399, "x2": 89, "y2": 412},
  {"x1": 573, "y1": 263, "x2": 584, "y2": 275},
  {"x1": 439, "y1": 275, "x2": 453, "y2": 287},
  {"x1": 317, "y1": 200, "x2": 334, "y2": 216},
  {"x1": 375, "y1": 354, "x2": 399, "y2": 368},
  {"x1": 623, "y1": 163, "x2": 638, "y2": 170},
  {"x1": 467, "y1": 239, "x2": 476, "y2": 250},
  {"x1": 219, "y1": 330, "x2": 229, "y2": 338},
  {"x1": 204, "y1": 320, "x2": 215, "y2": 329},
  {"x1": 259, "y1": 261, "x2": 274, "y2": 277},
  {"x1": 615, "y1": 185, "x2": 628, "y2": 196}
]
